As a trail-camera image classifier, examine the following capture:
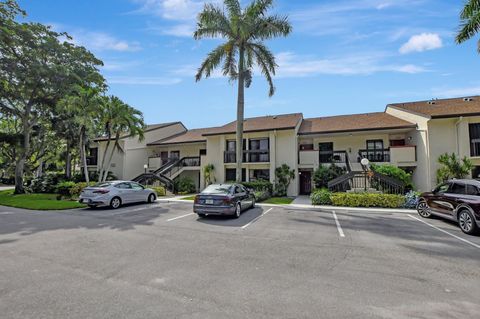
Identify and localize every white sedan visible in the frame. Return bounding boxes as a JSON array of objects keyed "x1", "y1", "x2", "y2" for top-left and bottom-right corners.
[{"x1": 79, "y1": 181, "x2": 157, "y2": 209}]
